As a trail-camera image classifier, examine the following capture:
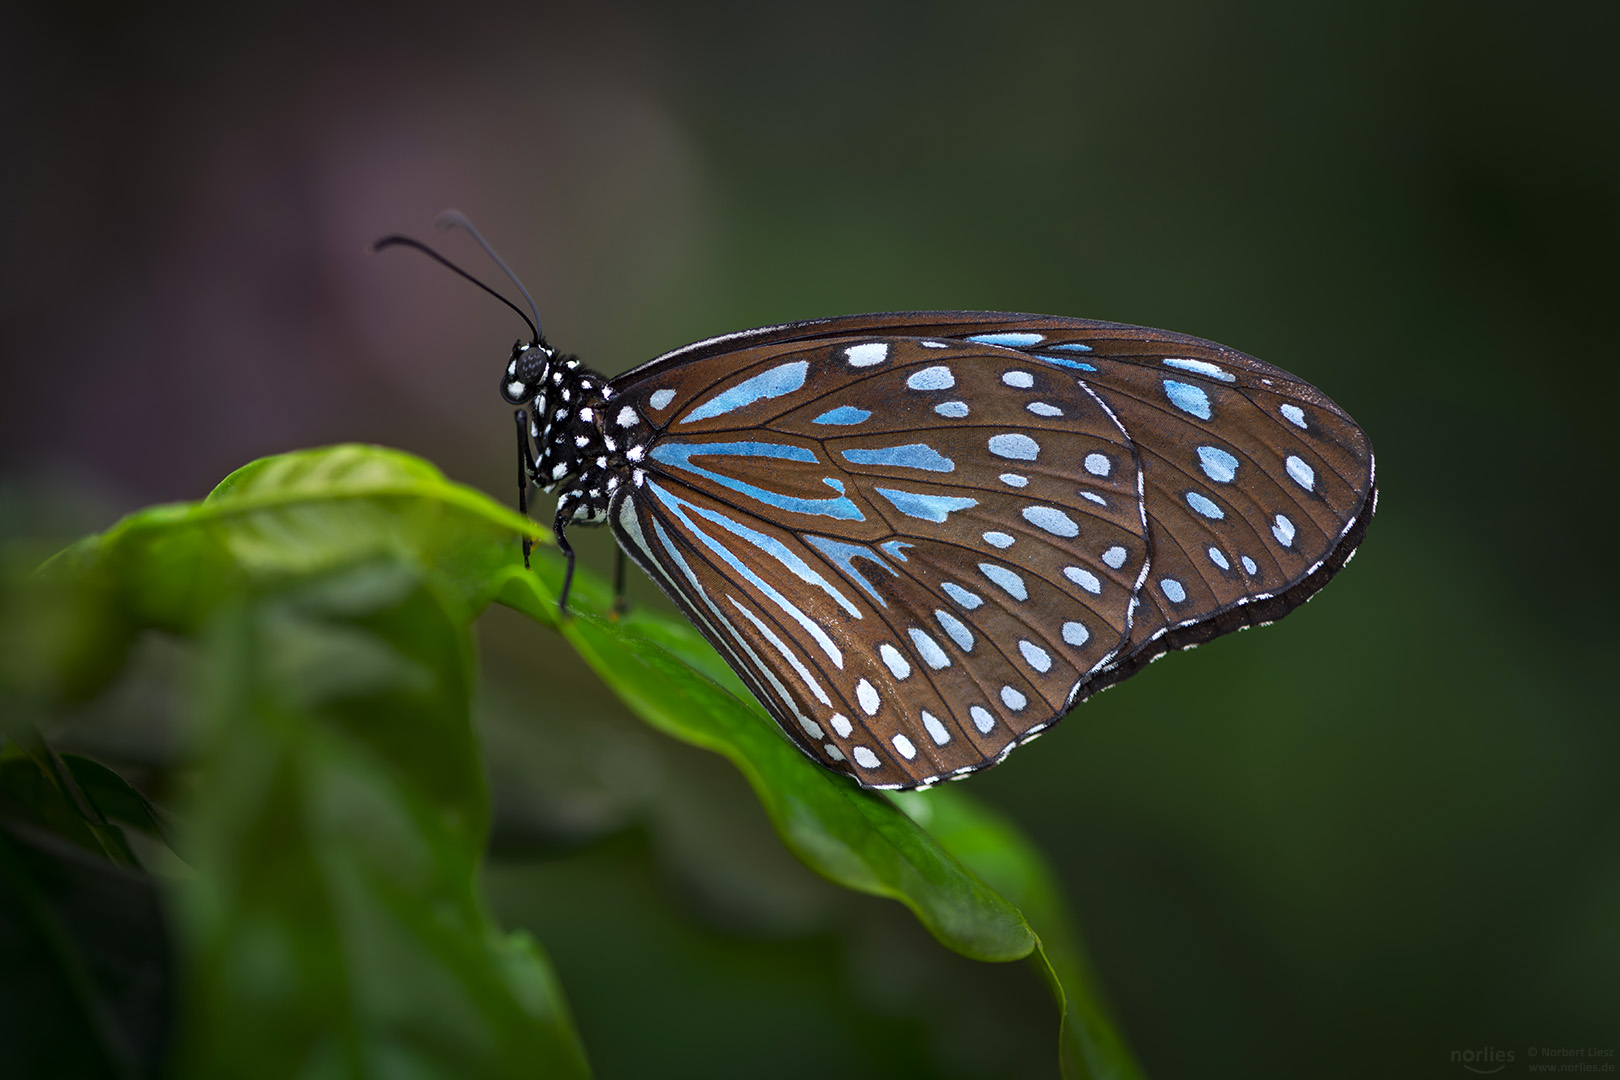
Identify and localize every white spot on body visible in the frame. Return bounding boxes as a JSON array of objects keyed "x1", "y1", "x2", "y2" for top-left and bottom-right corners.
[
  {"x1": 856, "y1": 679, "x2": 881, "y2": 715},
  {"x1": 506, "y1": 381, "x2": 527, "y2": 398},
  {"x1": 616, "y1": 406, "x2": 638, "y2": 427},
  {"x1": 845, "y1": 342, "x2": 889, "y2": 366}
]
